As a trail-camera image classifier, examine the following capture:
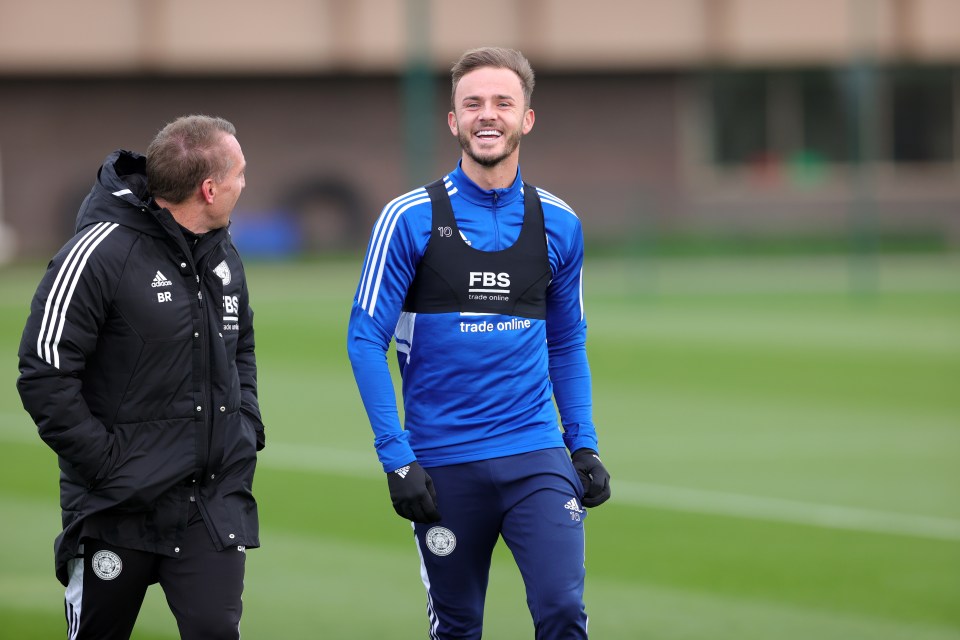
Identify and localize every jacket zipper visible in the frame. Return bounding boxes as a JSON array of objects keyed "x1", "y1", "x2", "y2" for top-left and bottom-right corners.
[
  {"x1": 194, "y1": 260, "x2": 224, "y2": 547},
  {"x1": 492, "y1": 191, "x2": 500, "y2": 250}
]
